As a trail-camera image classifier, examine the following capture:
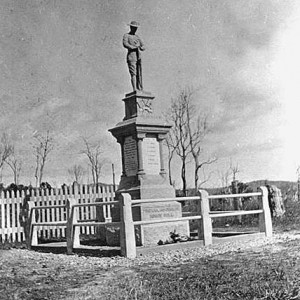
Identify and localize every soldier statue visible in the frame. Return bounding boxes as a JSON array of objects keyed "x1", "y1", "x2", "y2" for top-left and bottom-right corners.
[{"x1": 123, "y1": 21, "x2": 145, "y2": 91}]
